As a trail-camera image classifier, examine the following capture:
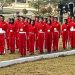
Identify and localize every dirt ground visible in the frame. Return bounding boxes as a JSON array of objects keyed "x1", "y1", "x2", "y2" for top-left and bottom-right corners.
[{"x1": 0, "y1": 55, "x2": 75, "y2": 75}]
